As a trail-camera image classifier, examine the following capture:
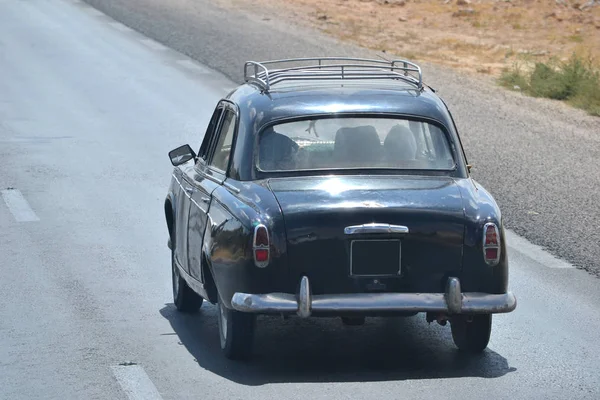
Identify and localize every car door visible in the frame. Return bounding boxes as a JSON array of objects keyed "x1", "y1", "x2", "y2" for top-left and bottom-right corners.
[
  {"x1": 173, "y1": 157, "x2": 195, "y2": 274},
  {"x1": 185, "y1": 103, "x2": 238, "y2": 283}
]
